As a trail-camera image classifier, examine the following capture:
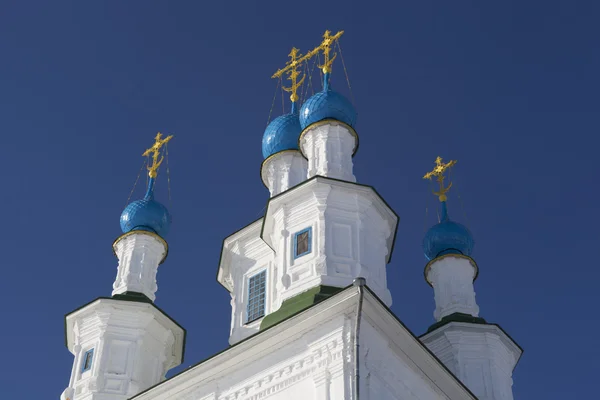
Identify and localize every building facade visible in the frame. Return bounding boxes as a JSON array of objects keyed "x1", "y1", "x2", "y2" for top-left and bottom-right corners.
[{"x1": 61, "y1": 31, "x2": 521, "y2": 400}]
